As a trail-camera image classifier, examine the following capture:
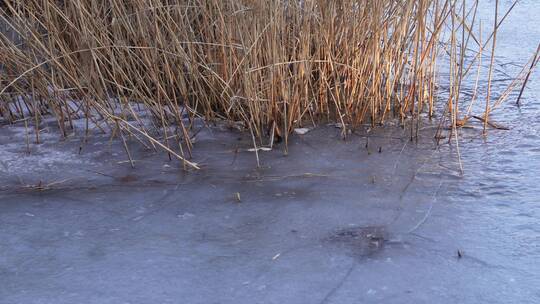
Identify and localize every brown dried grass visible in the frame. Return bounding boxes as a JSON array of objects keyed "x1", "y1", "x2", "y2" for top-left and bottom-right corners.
[{"x1": 0, "y1": 0, "x2": 535, "y2": 169}]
